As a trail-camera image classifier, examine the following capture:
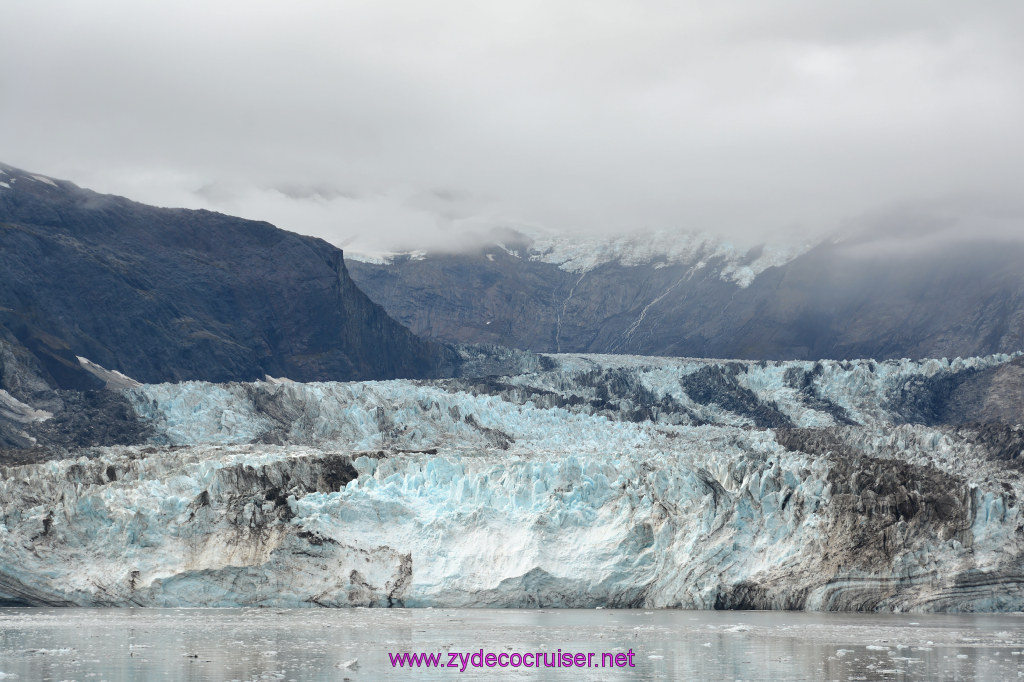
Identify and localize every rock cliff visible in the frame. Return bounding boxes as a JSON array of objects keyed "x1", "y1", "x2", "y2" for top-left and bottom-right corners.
[{"x1": 0, "y1": 163, "x2": 457, "y2": 389}]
